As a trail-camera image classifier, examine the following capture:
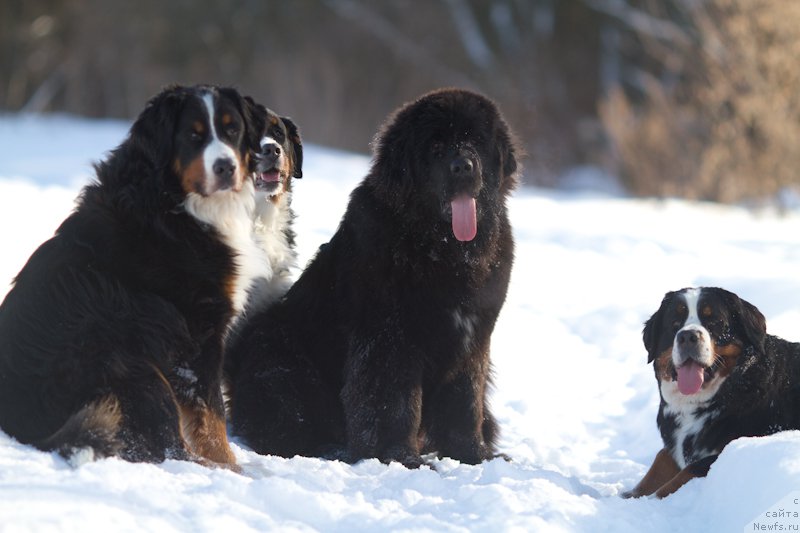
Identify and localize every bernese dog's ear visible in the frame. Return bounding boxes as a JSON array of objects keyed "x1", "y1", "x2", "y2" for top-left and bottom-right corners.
[
  {"x1": 281, "y1": 116, "x2": 303, "y2": 179},
  {"x1": 643, "y1": 291, "x2": 674, "y2": 364},
  {"x1": 128, "y1": 85, "x2": 188, "y2": 168},
  {"x1": 235, "y1": 94, "x2": 268, "y2": 163},
  {"x1": 721, "y1": 289, "x2": 767, "y2": 354}
]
